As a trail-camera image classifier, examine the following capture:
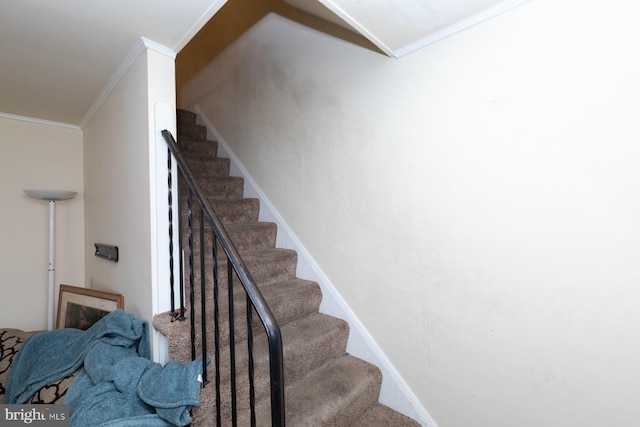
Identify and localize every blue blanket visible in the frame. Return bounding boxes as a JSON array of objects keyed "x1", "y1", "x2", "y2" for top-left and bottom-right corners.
[{"x1": 6, "y1": 310, "x2": 203, "y2": 426}]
